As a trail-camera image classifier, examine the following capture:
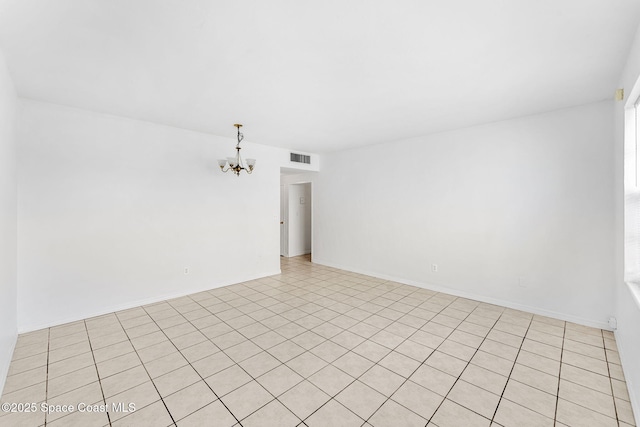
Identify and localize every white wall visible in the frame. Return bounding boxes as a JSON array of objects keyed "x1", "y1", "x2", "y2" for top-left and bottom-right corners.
[
  {"x1": 615, "y1": 22, "x2": 640, "y2": 422},
  {"x1": 16, "y1": 100, "x2": 286, "y2": 331},
  {"x1": 0, "y1": 47, "x2": 18, "y2": 396},
  {"x1": 314, "y1": 101, "x2": 615, "y2": 329}
]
